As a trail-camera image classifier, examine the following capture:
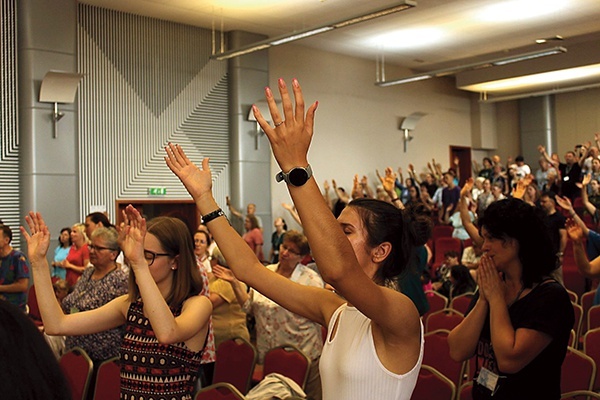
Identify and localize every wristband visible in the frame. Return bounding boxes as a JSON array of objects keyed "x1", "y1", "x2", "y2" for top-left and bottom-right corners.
[{"x1": 391, "y1": 197, "x2": 401, "y2": 202}]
